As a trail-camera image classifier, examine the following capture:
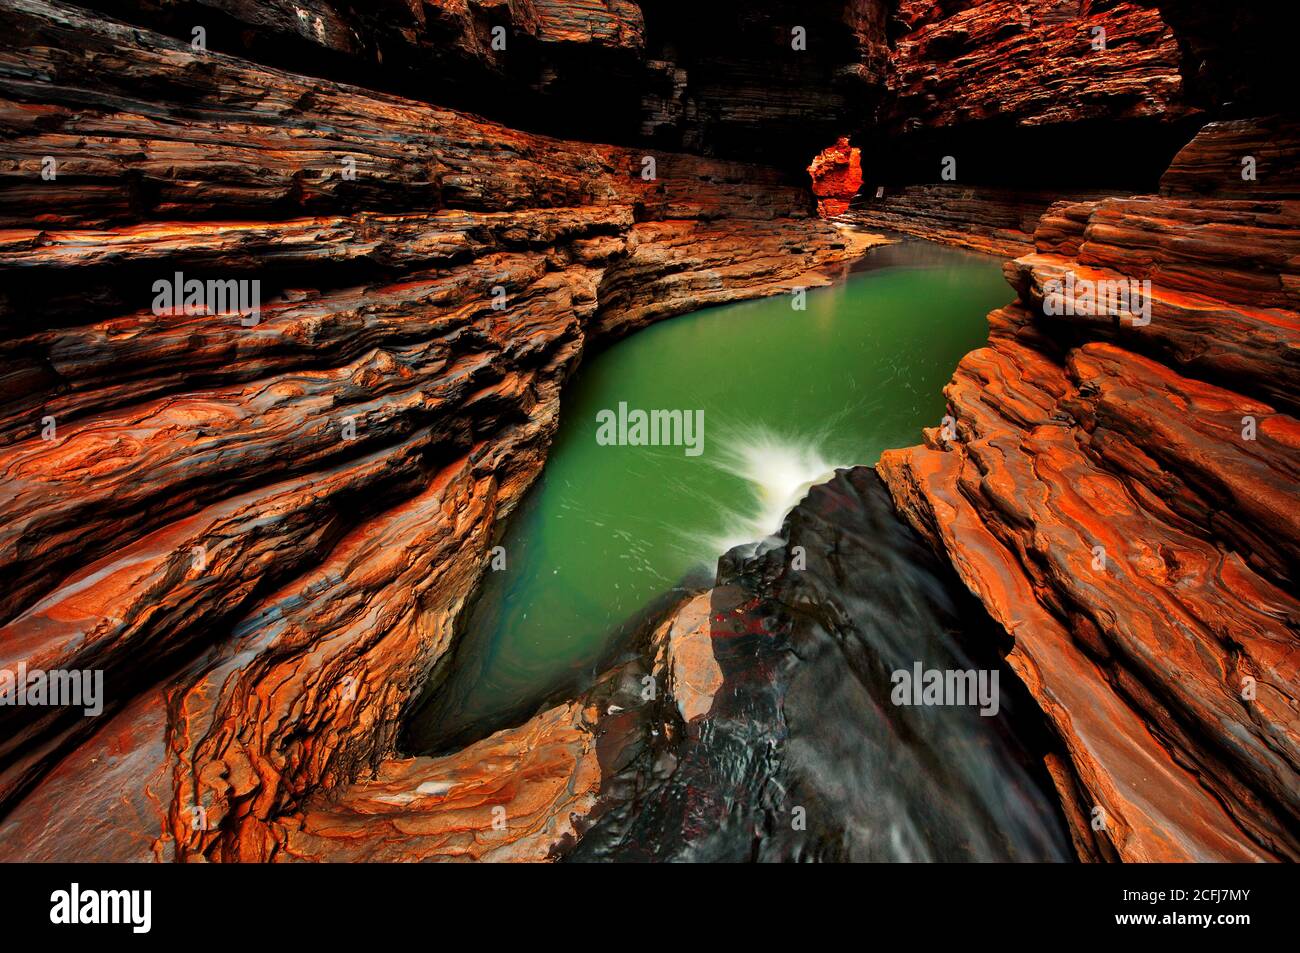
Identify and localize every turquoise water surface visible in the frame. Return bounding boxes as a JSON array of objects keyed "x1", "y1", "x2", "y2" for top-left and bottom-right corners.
[{"x1": 405, "y1": 240, "x2": 1010, "y2": 751}]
